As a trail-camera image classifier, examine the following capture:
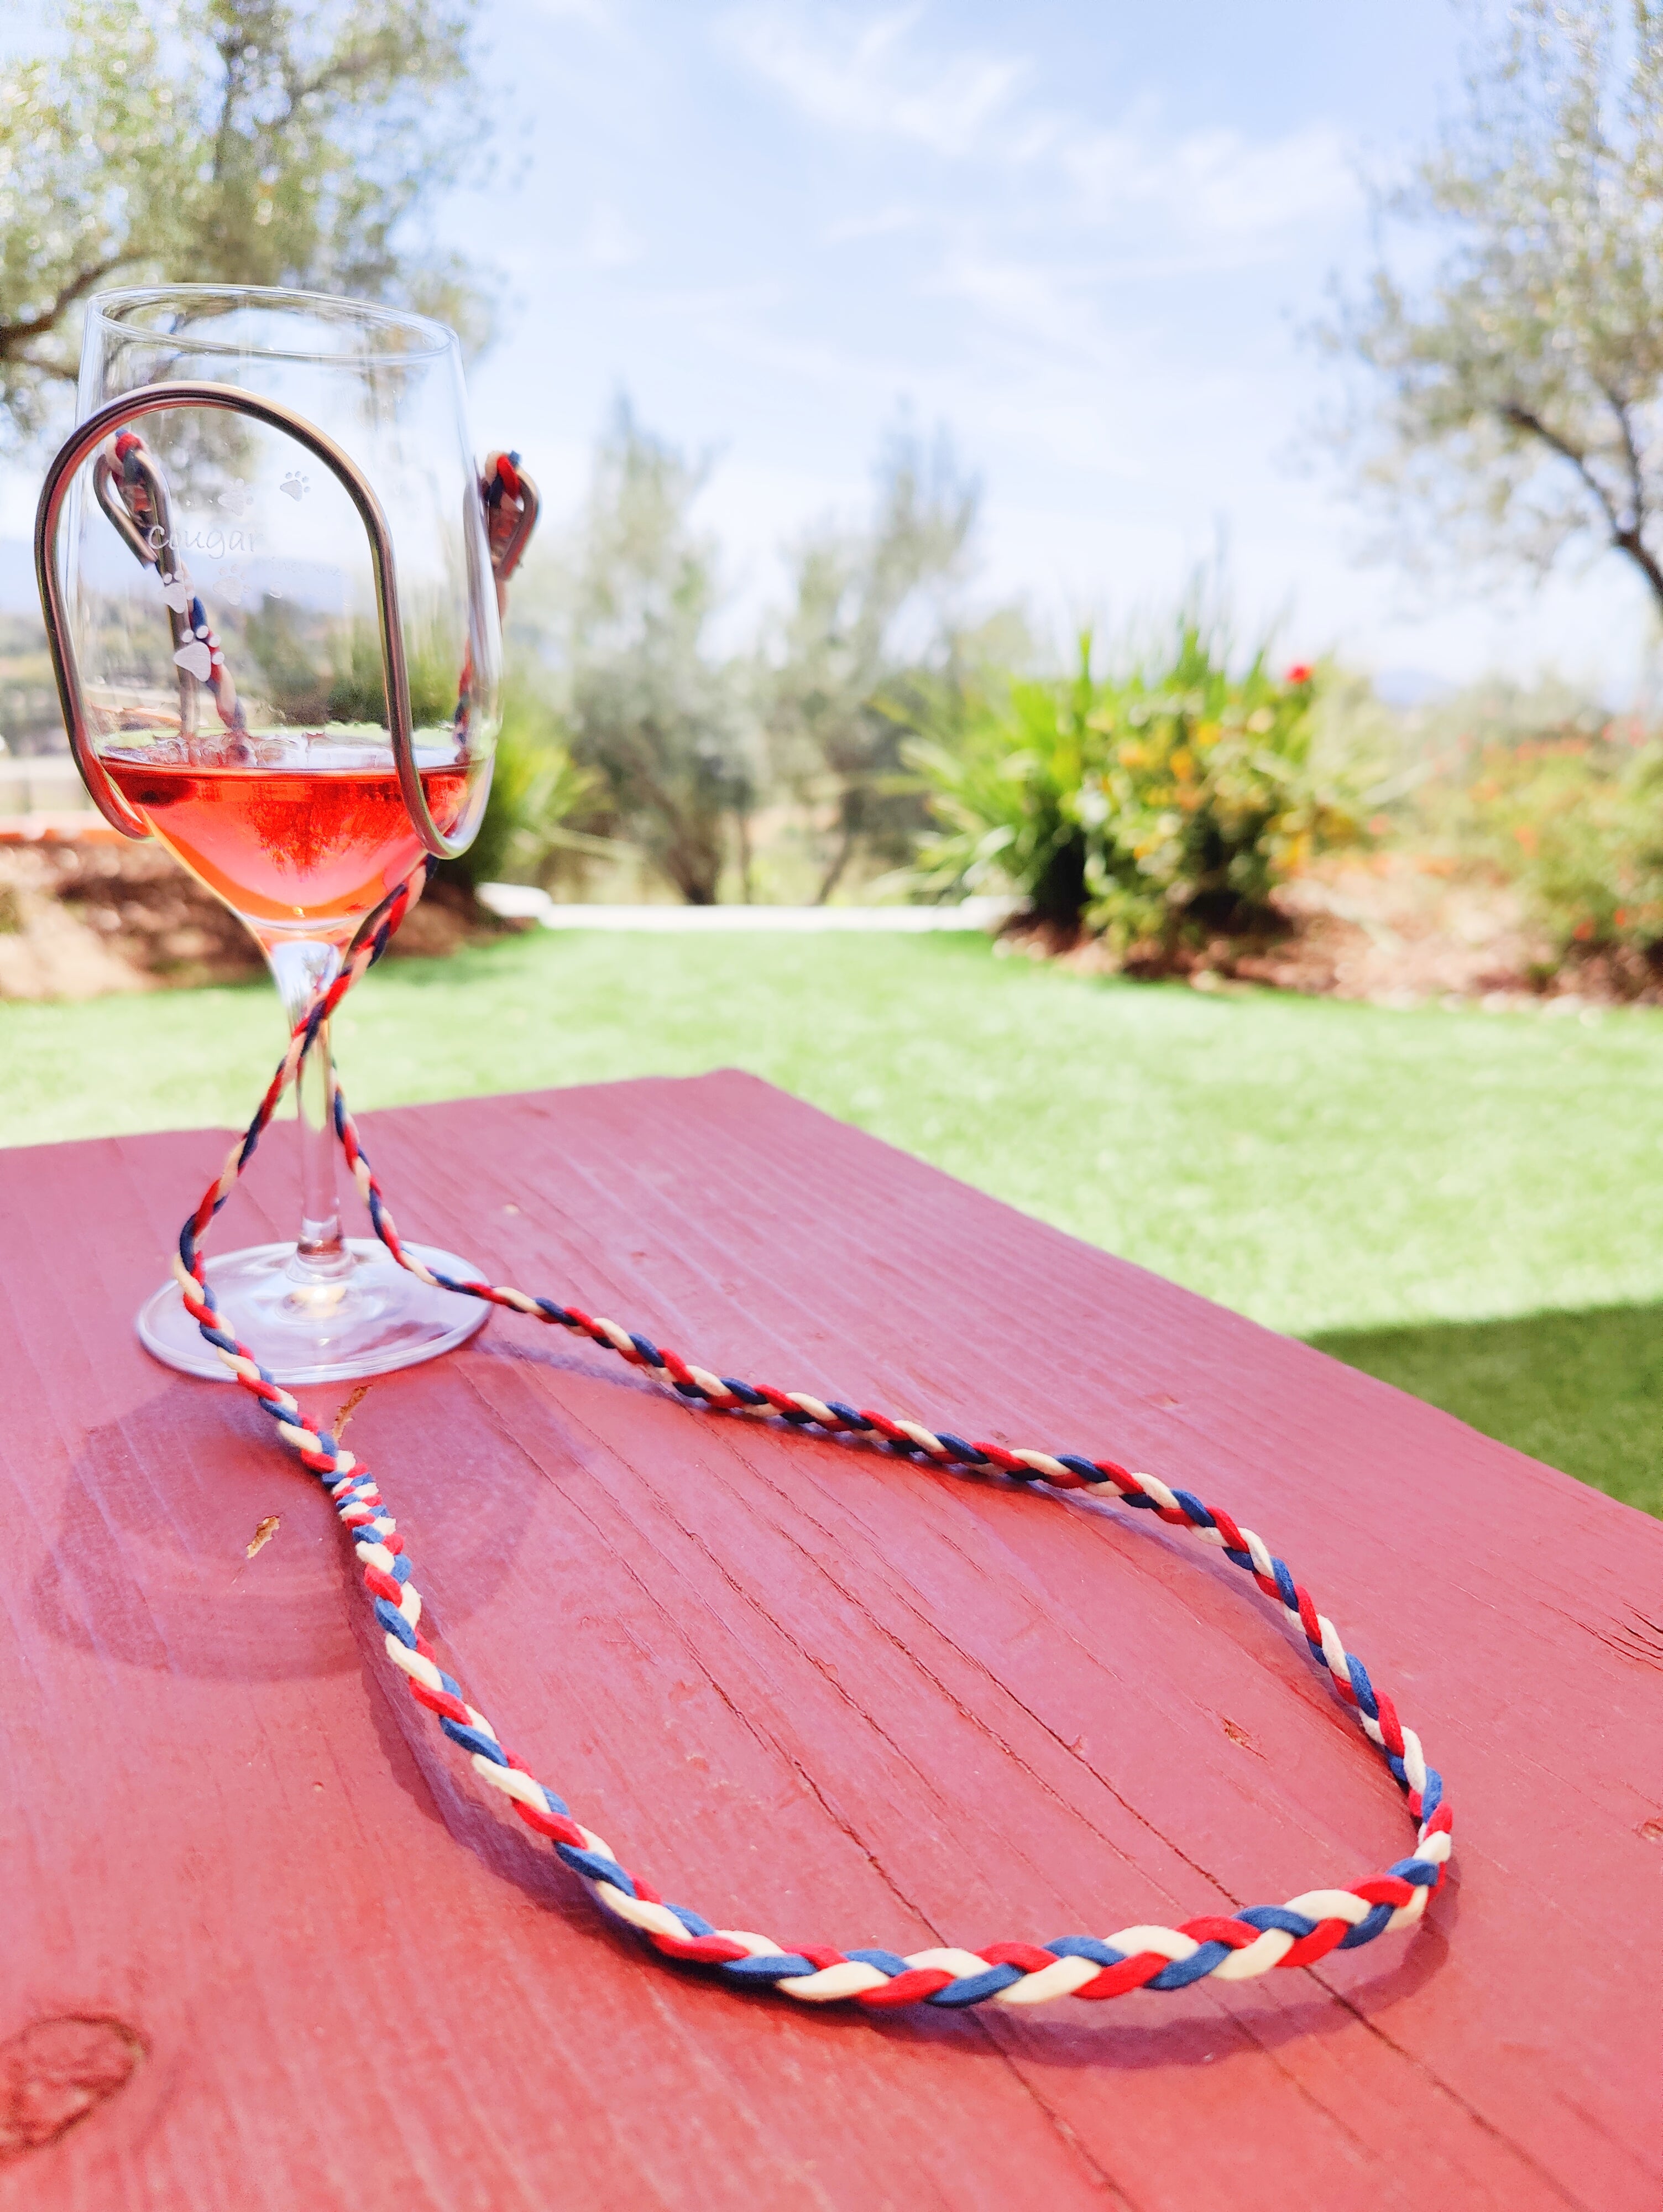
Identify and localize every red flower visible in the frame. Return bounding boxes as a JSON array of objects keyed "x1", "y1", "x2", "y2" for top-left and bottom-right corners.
[{"x1": 1285, "y1": 662, "x2": 1314, "y2": 686}]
